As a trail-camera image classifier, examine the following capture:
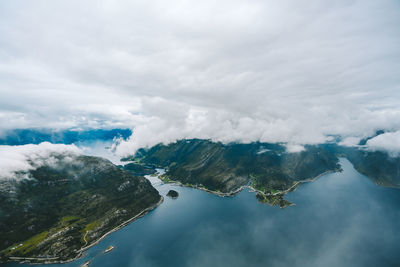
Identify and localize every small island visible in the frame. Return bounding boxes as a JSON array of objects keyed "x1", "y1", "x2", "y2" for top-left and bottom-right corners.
[
  {"x1": 104, "y1": 246, "x2": 114, "y2": 253},
  {"x1": 166, "y1": 190, "x2": 179, "y2": 199}
]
